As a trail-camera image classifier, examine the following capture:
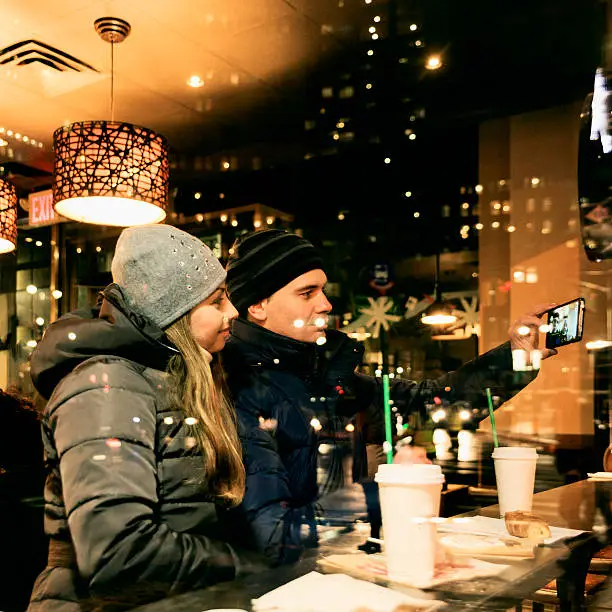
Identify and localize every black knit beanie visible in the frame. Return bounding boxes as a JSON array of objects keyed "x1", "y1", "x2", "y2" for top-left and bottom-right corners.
[{"x1": 226, "y1": 229, "x2": 325, "y2": 314}]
